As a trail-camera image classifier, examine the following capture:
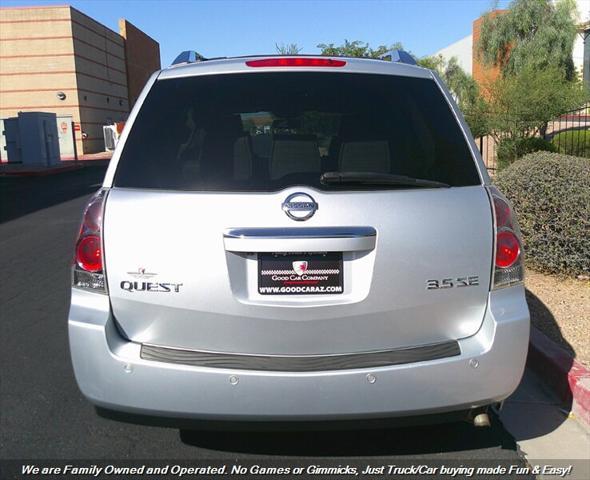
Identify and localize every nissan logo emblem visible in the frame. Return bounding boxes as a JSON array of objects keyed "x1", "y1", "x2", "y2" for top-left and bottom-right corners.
[{"x1": 282, "y1": 192, "x2": 318, "y2": 221}]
